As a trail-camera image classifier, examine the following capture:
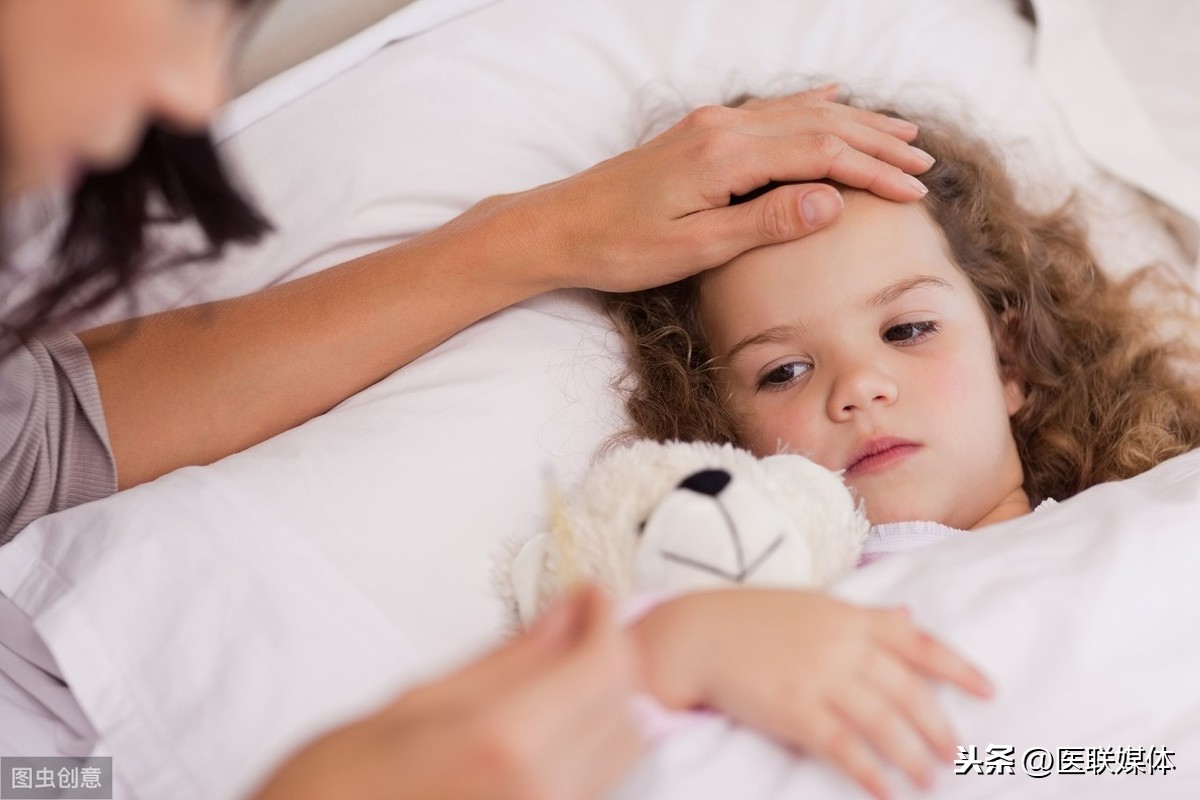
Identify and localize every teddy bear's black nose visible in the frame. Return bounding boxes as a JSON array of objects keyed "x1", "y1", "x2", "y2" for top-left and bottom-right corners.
[{"x1": 678, "y1": 469, "x2": 732, "y2": 497}]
